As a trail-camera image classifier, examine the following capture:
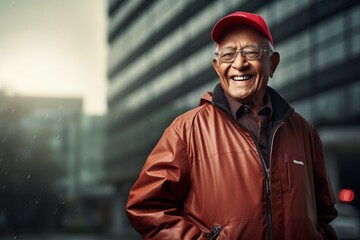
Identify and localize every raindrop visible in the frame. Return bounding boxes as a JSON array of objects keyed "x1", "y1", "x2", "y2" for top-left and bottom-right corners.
[
  {"x1": 11, "y1": 109, "x2": 15, "y2": 113},
  {"x1": 44, "y1": 114, "x2": 49, "y2": 119},
  {"x1": 58, "y1": 105, "x2": 63, "y2": 110},
  {"x1": 115, "y1": 114, "x2": 119, "y2": 119},
  {"x1": 27, "y1": 174, "x2": 31, "y2": 179},
  {"x1": 1, "y1": 136, "x2": 7, "y2": 143},
  {"x1": 14, "y1": 236, "x2": 17, "y2": 240},
  {"x1": 33, "y1": 135, "x2": 37, "y2": 139},
  {"x1": 54, "y1": 209, "x2": 58, "y2": 214}
]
